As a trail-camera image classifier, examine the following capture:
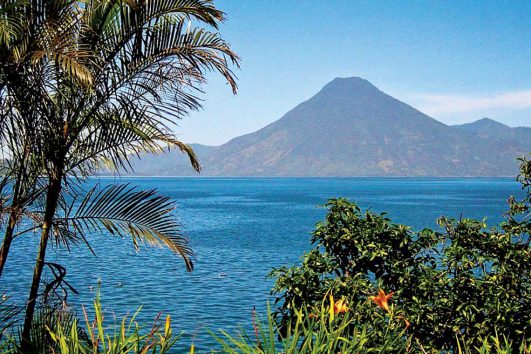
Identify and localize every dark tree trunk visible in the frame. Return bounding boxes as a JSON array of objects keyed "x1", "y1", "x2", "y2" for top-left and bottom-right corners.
[
  {"x1": 0, "y1": 164, "x2": 26, "y2": 279},
  {"x1": 0, "y1": 217, "x2": 18, "y2": 278},
  {"x1": 20, "y1": 175, "x2": 62, "y2": 351}
]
